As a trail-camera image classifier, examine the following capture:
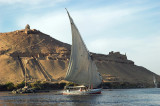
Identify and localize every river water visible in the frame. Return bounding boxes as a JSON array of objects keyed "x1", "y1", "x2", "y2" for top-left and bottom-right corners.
[{"x1": 0, "y1": 88, "x2": 160, "y2": 106}]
